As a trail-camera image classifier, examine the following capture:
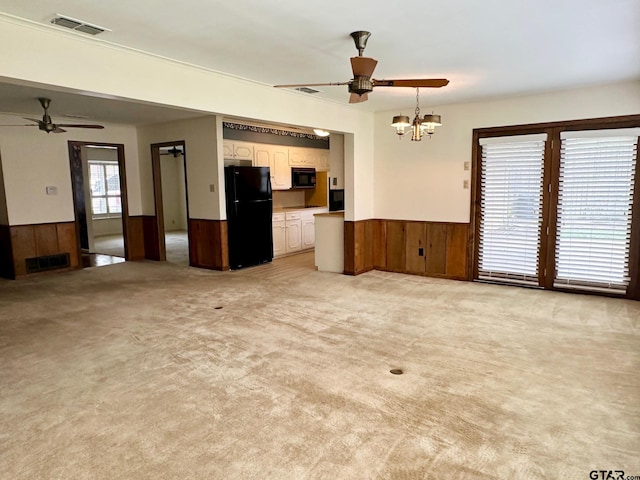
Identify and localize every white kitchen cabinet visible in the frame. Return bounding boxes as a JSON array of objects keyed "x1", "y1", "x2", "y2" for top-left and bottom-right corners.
[
  {"x1": 315, "y1": 149, "x2": 330, "y2": 172},
  {"x1": 254, "y1": 144, "x2": 291, "y2": 190},
  {"x1": 285, "y1": 211, "x2": 302, "y2": 253},
  {"x1": 302, "y1": 215, "x2": 315, "y2": 249},
  {"x1": 272, "y1": 212, "x2": 286, "y2": 258},
  {"x1": 223, "y1": 140, "x2": 254, "y2": 162}
]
